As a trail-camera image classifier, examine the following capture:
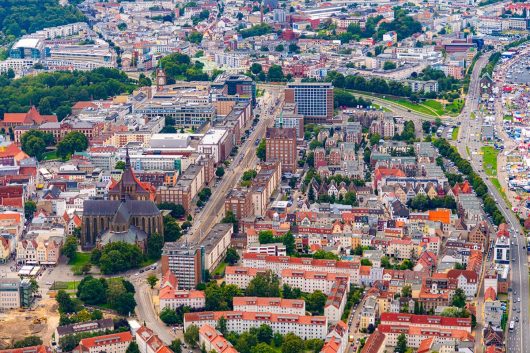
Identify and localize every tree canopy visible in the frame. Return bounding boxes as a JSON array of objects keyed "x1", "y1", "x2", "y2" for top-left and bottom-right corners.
[
  {"x1": 0, "y1": 0, "x2": 86, "y2": 43},
  {"x1": 0, "y1": 68, "x2": 135, "y2": 121}
]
